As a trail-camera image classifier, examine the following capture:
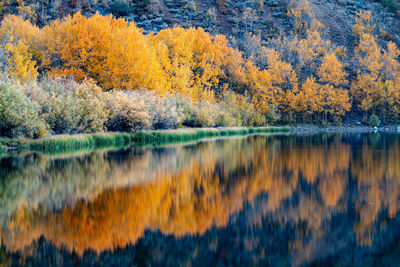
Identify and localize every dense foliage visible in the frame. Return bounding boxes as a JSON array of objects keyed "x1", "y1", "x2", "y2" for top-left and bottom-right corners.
[
  {"x1": 0, "y1": 0, "x2": 399, "y2": 137},
  {"x1": 0, "y1": 77, "x2": 266, "y2": 137}
]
